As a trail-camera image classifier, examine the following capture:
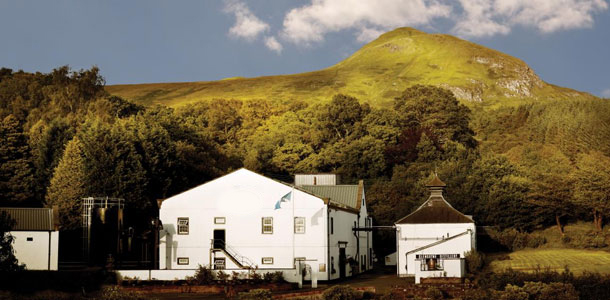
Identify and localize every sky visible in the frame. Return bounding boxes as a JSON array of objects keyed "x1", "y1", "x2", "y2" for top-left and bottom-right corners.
[{"x1": 1, "y1": 0, "x2": 609, "y2": 97}]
